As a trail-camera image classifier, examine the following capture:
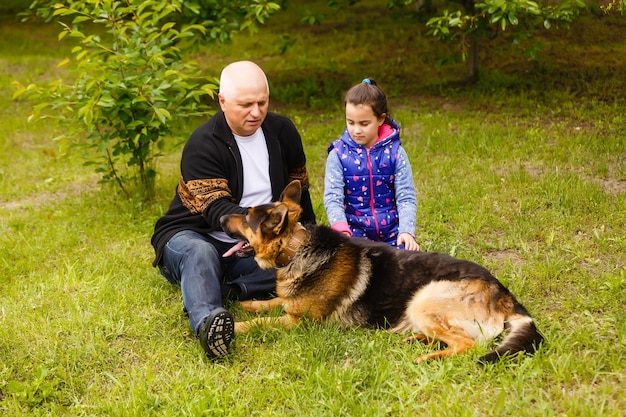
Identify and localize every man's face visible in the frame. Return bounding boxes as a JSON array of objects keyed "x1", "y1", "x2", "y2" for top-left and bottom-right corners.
[{"x1": 219, "y1": 85, "x2": 269, "y2": 137}]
